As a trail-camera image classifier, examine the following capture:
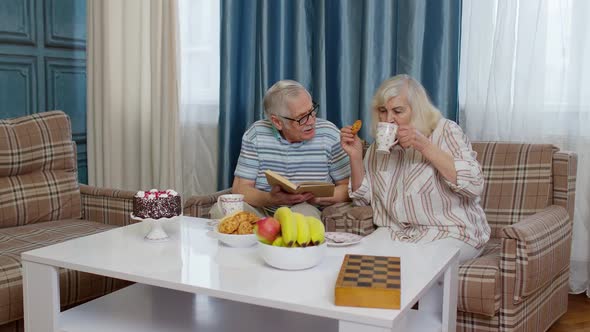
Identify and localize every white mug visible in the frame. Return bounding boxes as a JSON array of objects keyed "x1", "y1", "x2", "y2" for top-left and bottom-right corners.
[
  {"x1": 375, "y1": 122, "x2": 399, "y2": 154},
  {"x1": 217, "y1": 194, "x2": 244, "y2": 216}
]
